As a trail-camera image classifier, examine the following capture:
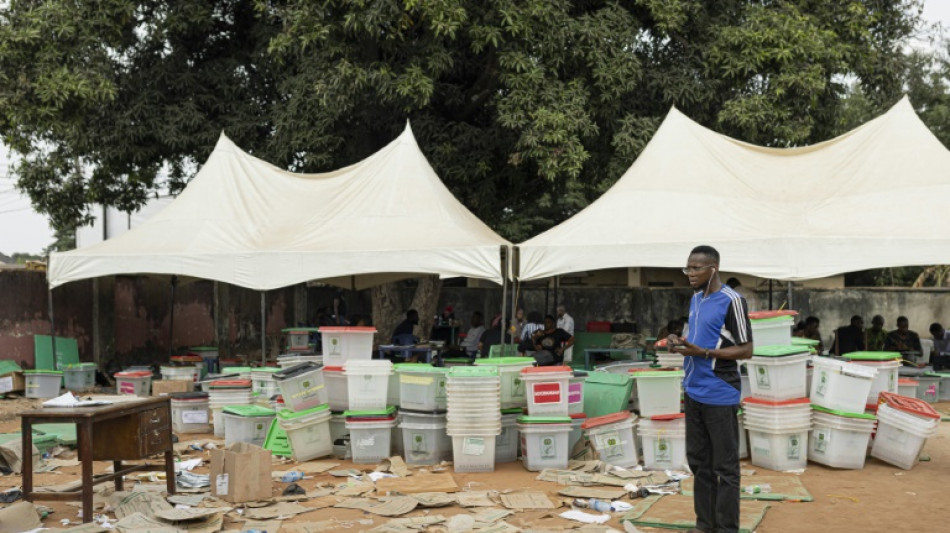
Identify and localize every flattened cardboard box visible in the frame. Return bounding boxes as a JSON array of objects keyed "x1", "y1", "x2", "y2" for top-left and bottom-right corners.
[
  {"x1": 210, "y1": 442, "x2": 272, "y2": 503},
  {"x1": 0, "y1": 371, "x2": 25, "y2": 393},
  {"x1": 151, "y1": 379, "x2": 194, "y2": 396}
]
